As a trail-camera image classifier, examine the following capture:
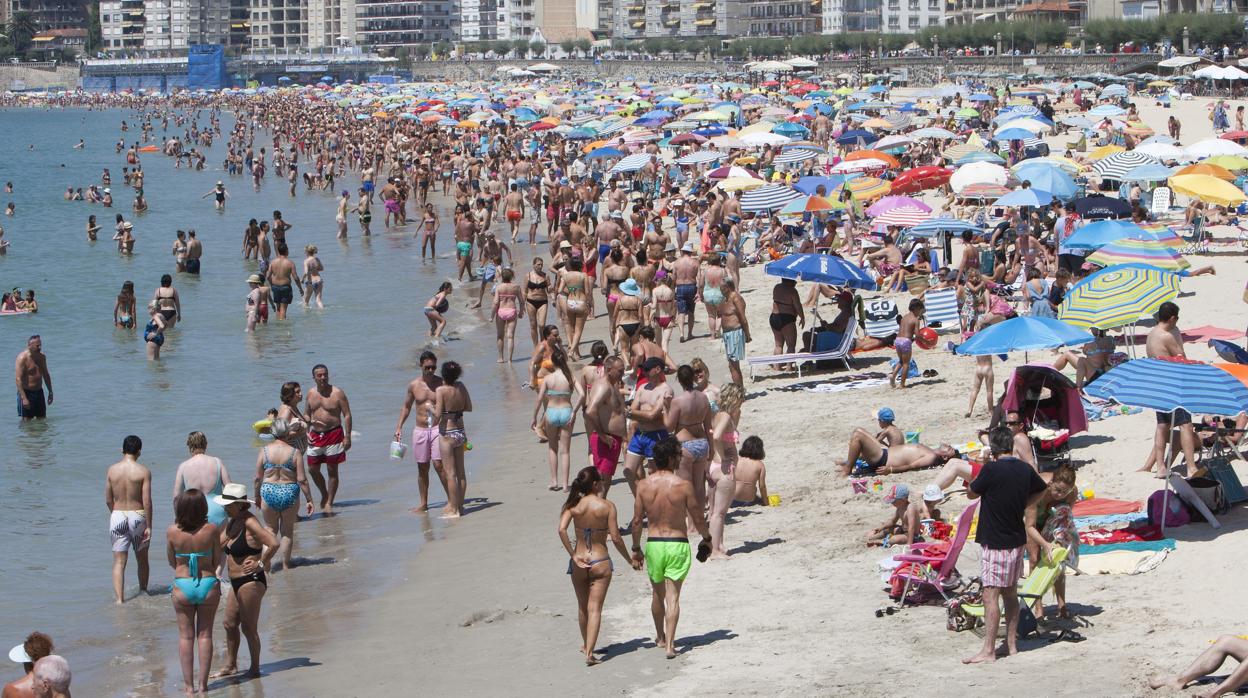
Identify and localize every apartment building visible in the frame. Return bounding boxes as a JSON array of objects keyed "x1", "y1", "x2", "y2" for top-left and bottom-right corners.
[
  {"x1": 100, "y1": 0, "x2": 230, "y2": 51},
  {"x1": 612, "y1": 0, "x2": 744, "y2": 39},
  {"x1": 742, "y1": 0, "x2": 821, "y2": 36},
  {"x1": 461, "y1": 0, "x2": 499, "y2": 41},
  {"x1": 354, "y1": 0, "x2": 458, "y2": 47},
  {"x1": 248, "y1": 0, "x2": 307, "y2": 49},
  {"x1": 880, "y1": 0, "x2": 943, "y2": 33},
  {"x1": 10, "y1": 0, "x2": 82, "y2": 30},
  {"x1": 308, "y1": 0, "x2": 356, "y2": 46}
]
